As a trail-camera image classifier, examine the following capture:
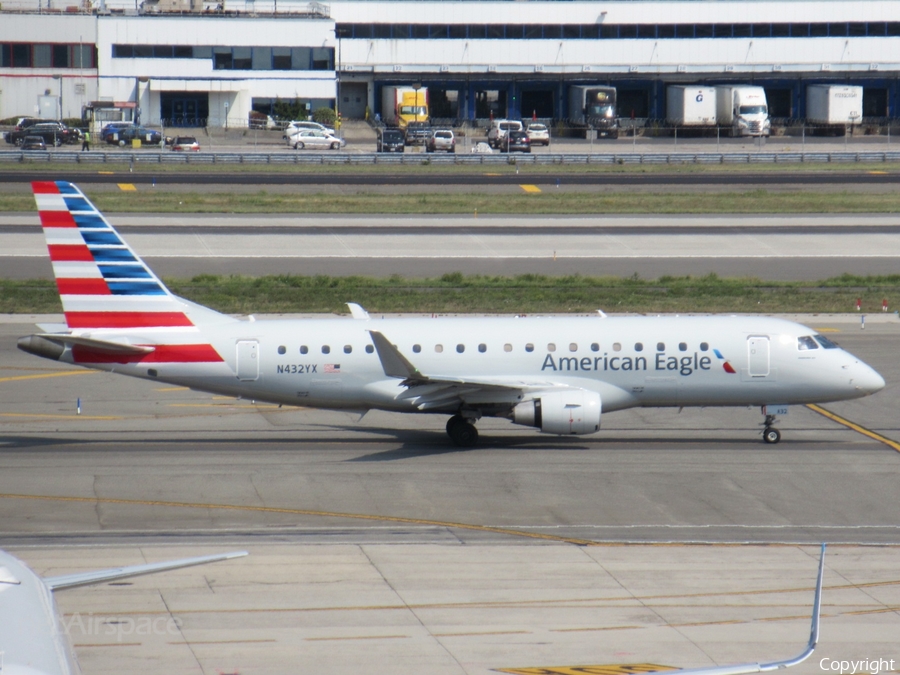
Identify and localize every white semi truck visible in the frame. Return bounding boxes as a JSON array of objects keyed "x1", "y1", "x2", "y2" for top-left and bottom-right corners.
[
  {"x1": 806, "y1": 84, "x2": 863, "y2": 134},
  {"x1": 666, "y1": 85, "x2": 717, "y2": 128},
  {"x1": 715, "y1": 85, "x2": 771, "y2": 136}
]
